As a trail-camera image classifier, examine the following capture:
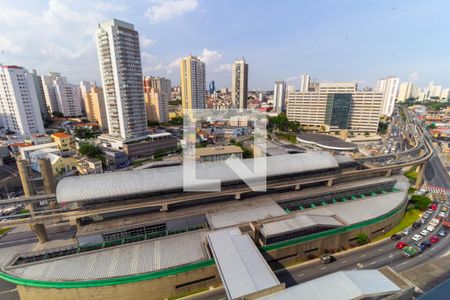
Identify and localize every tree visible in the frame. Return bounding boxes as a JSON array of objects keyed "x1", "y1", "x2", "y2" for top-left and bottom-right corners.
[
  {"x1": 268, "y1": 113, "x2": 301, "y2": 133},
  {"x1": 169, "y1": 116, "x2": 183, "y2": 126},
  {"x1": 356, "y1": 233, "x2": 369, "y2": 245},
  {"x1": 410, "y1": 195, "x2": 432, "y2": 211},
  {"x1": 378, "y1": 122, "x2": 388, "y2": 134},
  {"x1": 364, "y1": 132, "x2": 370, "y2": 136},
  {"x1": 78, "y1": 143, "x2": 105, "y2": 166}
]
